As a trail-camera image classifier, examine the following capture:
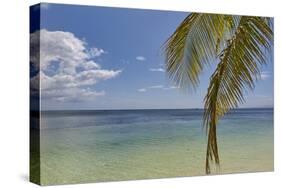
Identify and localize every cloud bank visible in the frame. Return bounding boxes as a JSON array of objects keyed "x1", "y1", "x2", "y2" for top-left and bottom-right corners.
[{"x1": 30, "y1": 29, "x2": 121, "y2": 102}]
